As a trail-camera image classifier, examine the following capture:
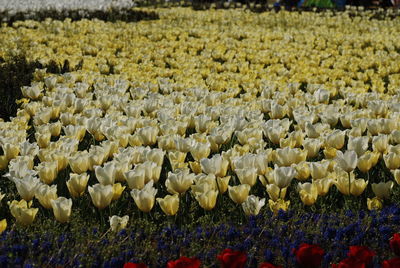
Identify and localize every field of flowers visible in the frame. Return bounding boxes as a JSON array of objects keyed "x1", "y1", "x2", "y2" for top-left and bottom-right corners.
[{"x1": 1, "y1": 5, "x2": 400, "y2": 267}]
